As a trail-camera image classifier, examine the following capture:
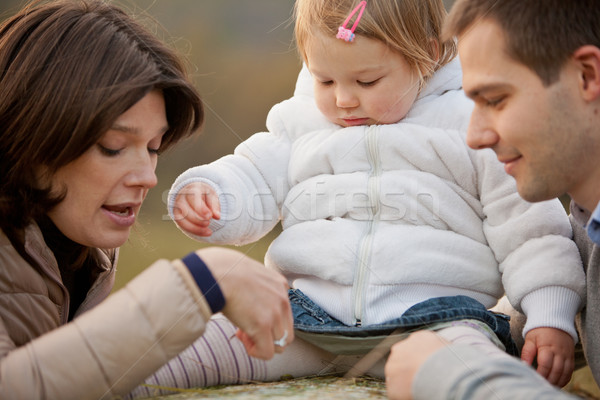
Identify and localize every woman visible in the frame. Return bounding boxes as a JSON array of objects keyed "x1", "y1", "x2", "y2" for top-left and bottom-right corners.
[{"x1": 0, "y1": 1, "x2": 293, "y2": 399}]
